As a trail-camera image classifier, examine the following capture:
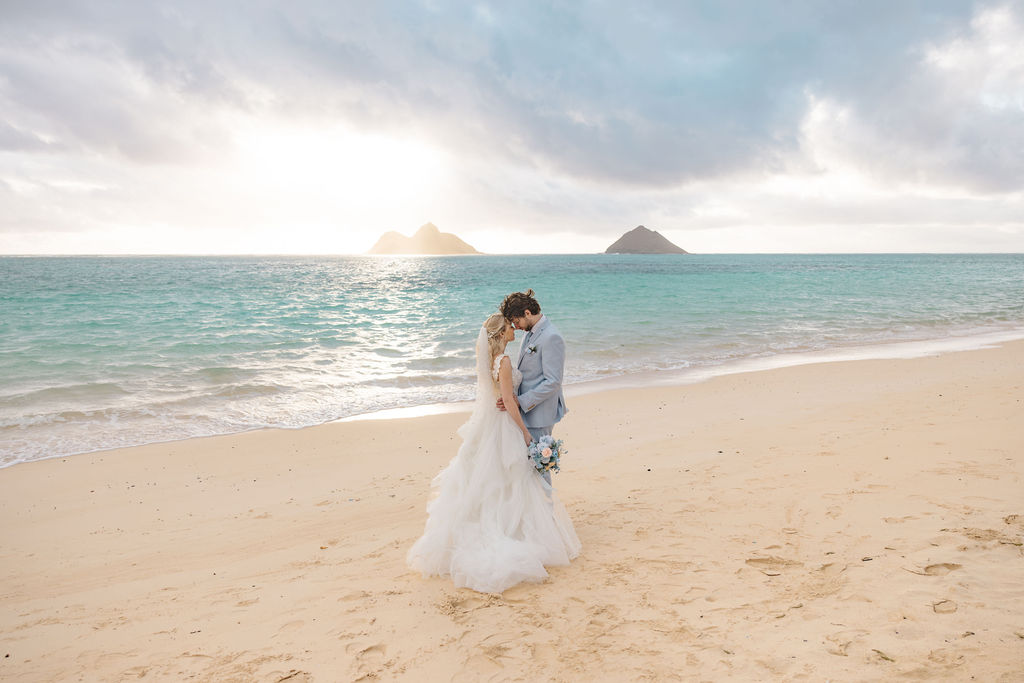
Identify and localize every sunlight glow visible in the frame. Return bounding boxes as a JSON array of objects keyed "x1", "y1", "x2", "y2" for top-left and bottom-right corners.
[
  {"x1": 233, "y1": 123, "x2": 445, "y2": 201},
  {"x1": 219, "y1": 120, "x2": 450, "y2": 252},
  {"x1": 234, "y1": 122, "x2": 446, "y2": 202}
]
